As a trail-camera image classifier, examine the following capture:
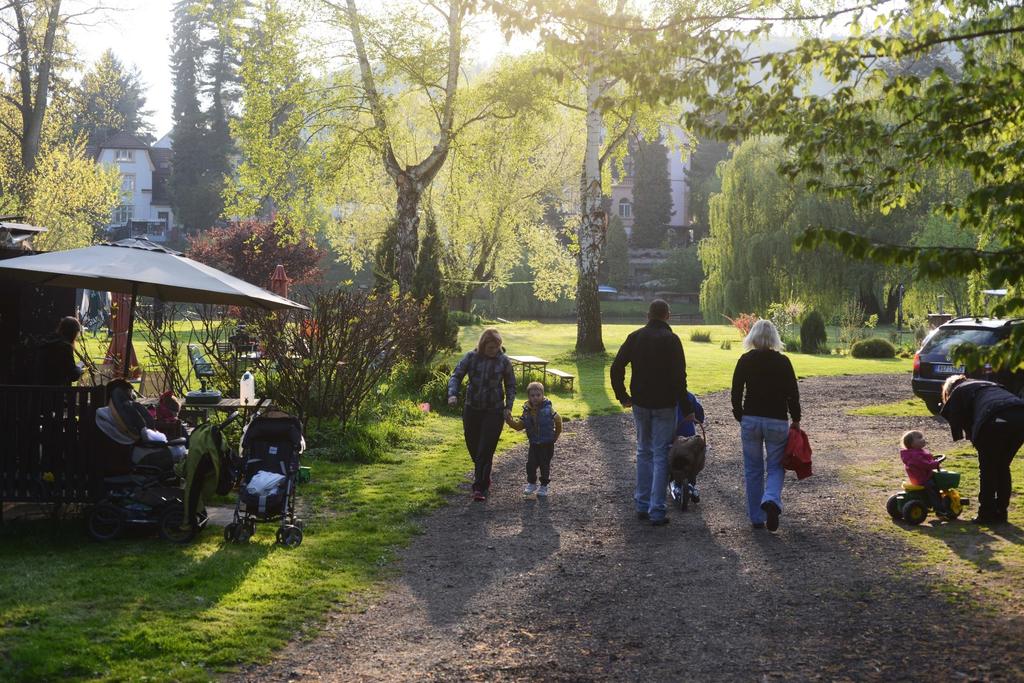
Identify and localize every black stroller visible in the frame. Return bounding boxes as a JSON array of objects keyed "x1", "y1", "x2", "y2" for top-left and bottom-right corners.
[
  {"x1": 224, "y1": 411, "x2": 305, "y2": 547},
  {"x1": 89, "y1": 379, "x2": 200, "y2": 542}
]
